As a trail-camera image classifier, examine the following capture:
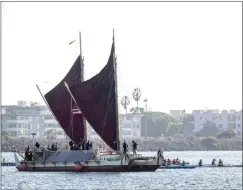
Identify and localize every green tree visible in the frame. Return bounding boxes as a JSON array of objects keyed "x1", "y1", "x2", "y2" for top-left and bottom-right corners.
[
  {"x1": 200, "y1": 136, "x2": 219, "y2": 149},
  {"x1": 217, "y1": 130, "x2": 236, "y2": 139},
  {"x1": 195, "y1": 121, "x2": 219, "y2": 137},
  {"x1": 132, "y1": 88, "x2": 142, "y2": 113},
  {"x1": 166, "y1": 124, "x2": 180, "y2": 136},
  {"x1": 121, "y1": 95, "x2": 130, "y2": 114}
]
